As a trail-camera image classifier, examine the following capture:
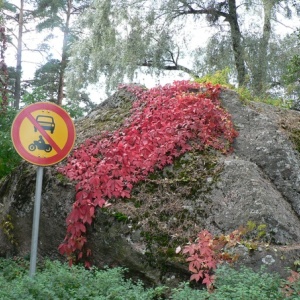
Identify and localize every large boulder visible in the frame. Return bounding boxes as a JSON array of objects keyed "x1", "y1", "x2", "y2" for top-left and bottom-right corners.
[{"x1": 1, "y1": 87, "x2": 300, "y2": 284}]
